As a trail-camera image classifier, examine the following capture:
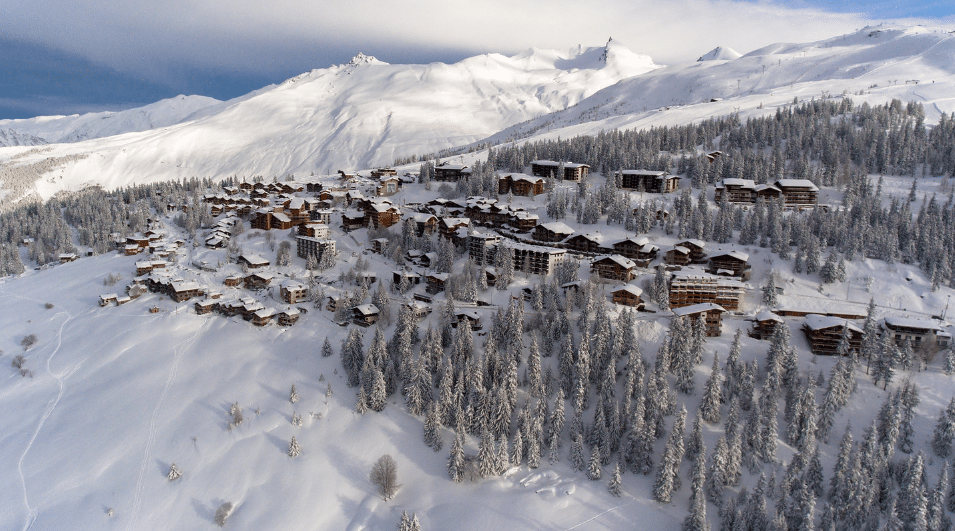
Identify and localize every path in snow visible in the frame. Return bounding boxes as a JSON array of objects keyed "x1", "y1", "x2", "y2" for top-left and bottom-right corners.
[
  {"x1": 124, "y1": 317, "x2": 209, "y2": 531},
  {"x1": 561, "y1": 499, "x2": 638, "y2": 530}
]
